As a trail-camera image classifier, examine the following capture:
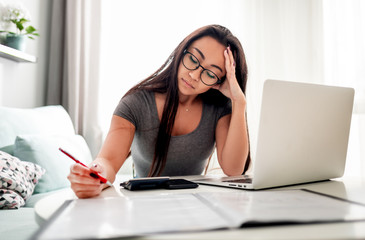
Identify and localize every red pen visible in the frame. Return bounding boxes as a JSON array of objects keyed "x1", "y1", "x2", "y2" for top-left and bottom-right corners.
[{"x1": 59, "y1": 148, "x2": 113, "y2": 187}]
